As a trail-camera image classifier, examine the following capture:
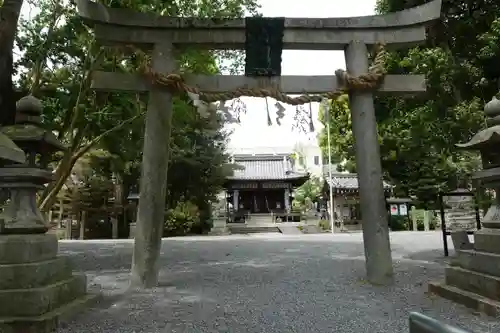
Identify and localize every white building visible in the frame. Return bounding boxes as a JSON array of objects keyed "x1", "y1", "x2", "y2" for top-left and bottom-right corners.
[{"x1": 292, "y1": 142, "x2": 324, "y2": 178}]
